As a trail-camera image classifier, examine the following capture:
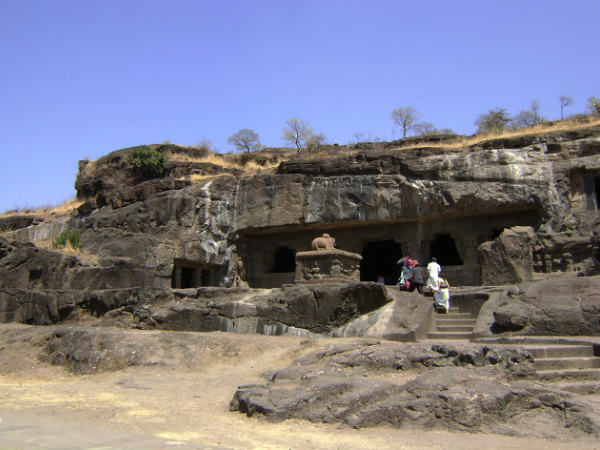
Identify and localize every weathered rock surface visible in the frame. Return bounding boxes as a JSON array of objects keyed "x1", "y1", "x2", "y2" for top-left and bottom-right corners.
[
  {"x1": 230, "y1": 340, "x2": 600, "y2": 439},
  {"x1": 479, "y1": 226, "x2": 536, "y2": 285},
  {"x1": 19, "y1": 322, "x2": 599, "y2": 439},
  {"x1": 2, "y1": 125, "x2": 600, "y2": 340},
  {"x1": 74, "y1": 144, "x2": 243, "y2": 209},
  {"x1": 3, "y1": 228, "x2": 600, "y2": 341},
  {"x1": 492, "y1": 276, "x2": 600, "y2": 336}
]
